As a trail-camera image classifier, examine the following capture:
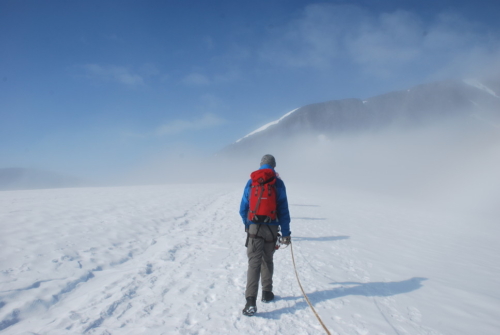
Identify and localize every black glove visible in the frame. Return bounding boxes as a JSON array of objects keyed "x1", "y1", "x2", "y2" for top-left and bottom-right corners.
[{"x1": 281, "y1": 236, "x2": 291, "y2": 245}]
